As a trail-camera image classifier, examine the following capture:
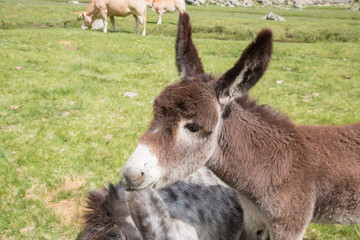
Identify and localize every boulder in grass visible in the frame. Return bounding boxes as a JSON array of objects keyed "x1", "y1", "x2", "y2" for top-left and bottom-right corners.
[
  {"x1": 92, "y1": 19, "x2": 105, "y2": 30},
  {"x1": 261, "y1": 12, "x2": 286, "y2": 21},
  {"x1": 124, "y1": 92, "x2": 139, "y2": 98},
  {"x1": 294, "y1": 4, "x2": 303, "y2": 9}
]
